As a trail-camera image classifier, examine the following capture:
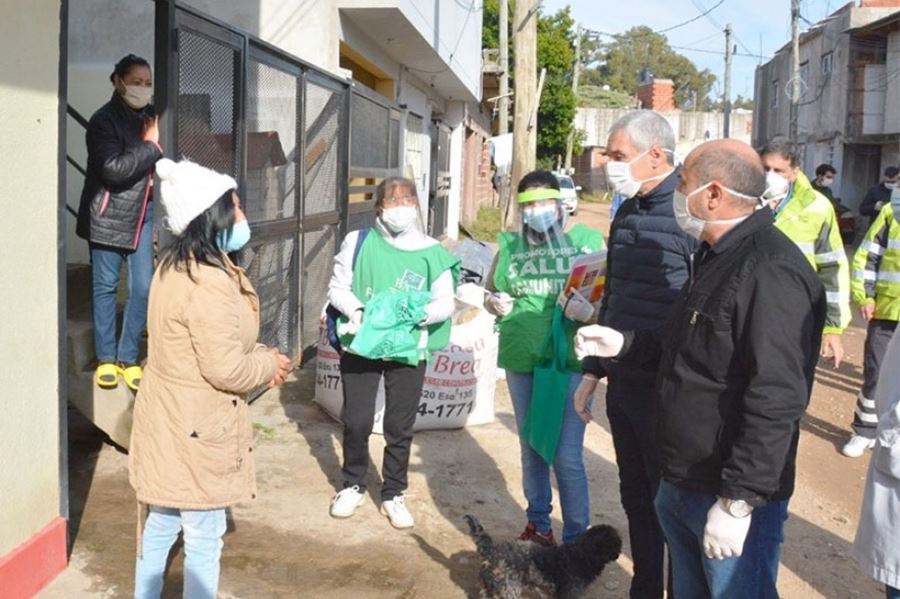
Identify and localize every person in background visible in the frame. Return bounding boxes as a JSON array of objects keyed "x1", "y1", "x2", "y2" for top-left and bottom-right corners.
[
  {"x1": 76, "y1": 54, "x2": 163, "y2": 391},
  {"x1": 575, "y1": 139, "x2": 825, "y2": 598},
  {"x1": 578, "y1": 110, "x2": 694, "y2": 598},
  {"x1": 760, "y1": 137, "x2": 850, "y2": 370},
  {"x1": 130, "y1": 158, "x2": 291, "y2": 599},
  {"x1": 811, "y1": 163, "x2": 837, "y2": 202},
  {"x1": 860, "y1": 166, "x2": 900, "y2": 226},
  {"x1": 851, "y1": 326, "x2": 900, "y2": 599},
  {"x1": 483, "y1": 169, "x2": 604, "y2": 546},
  {"x1": 326, "y1": 177, "x2": 458, "y2": 529},
  {"x1": 844, "y1": 188, "x2": 900, "y2": 458}
]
